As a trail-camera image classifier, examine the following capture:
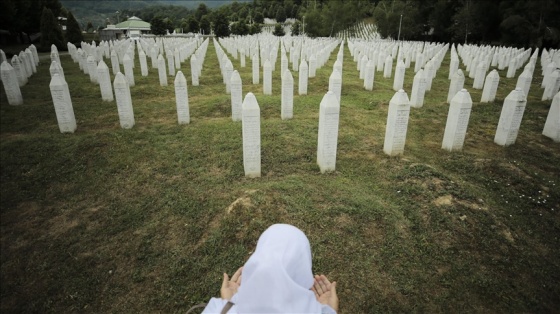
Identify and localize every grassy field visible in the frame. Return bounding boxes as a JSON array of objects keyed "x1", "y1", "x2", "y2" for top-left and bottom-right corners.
[{"x1": 1, "y1": 38, "x2": 559, "y2": 313}]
